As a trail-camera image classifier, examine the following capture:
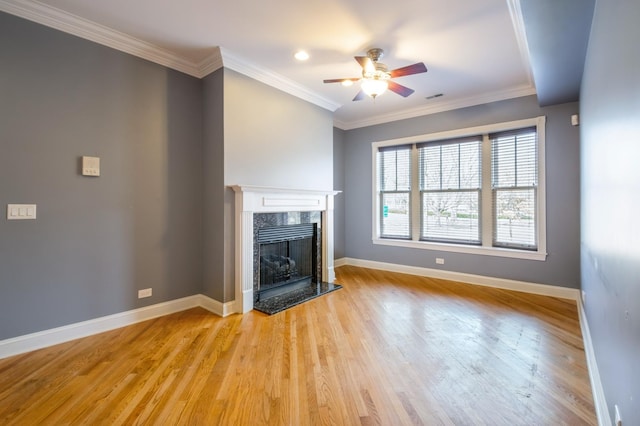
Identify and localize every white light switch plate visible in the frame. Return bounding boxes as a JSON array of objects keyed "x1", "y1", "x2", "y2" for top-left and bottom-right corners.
[
  {"x1": 82, "y1": 156, "x2": 100, "y2": 176},
  {"x1": 7, "y1": 204, "x2": 37, "y2": 220},
  {"x1": 138, "y1": 288, "x2": 152, "y2": 298}
]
